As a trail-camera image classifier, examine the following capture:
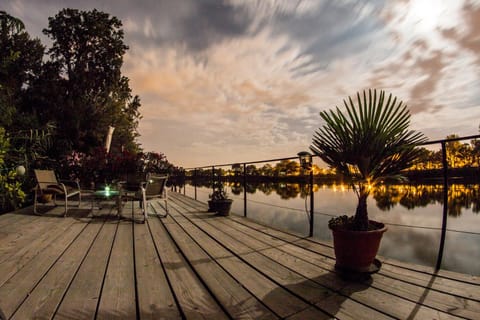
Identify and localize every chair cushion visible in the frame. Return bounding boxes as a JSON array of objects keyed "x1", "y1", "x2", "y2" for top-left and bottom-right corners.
[{"x1": 44, "y1": 184, "x2": 80, "y2": 196}]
